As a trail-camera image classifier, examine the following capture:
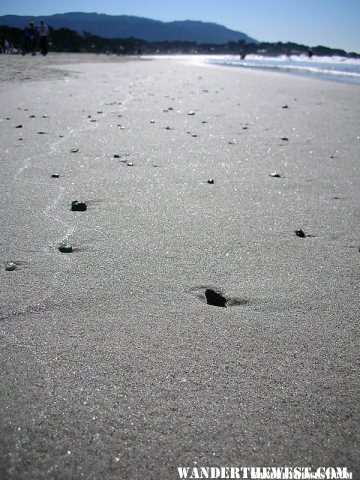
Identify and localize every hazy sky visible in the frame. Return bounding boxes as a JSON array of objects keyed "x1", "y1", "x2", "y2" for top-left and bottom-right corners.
[{"x1": 1, "y1": 0, "x2": 360, "y2": 52}]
